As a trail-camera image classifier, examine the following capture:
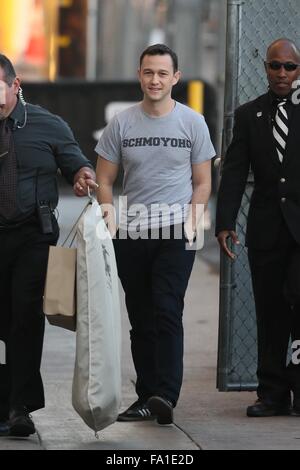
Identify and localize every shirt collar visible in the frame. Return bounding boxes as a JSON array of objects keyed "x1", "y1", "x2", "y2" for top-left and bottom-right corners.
[
  {"x1": 268, "y1": 89, "x2": 293, "y2": 105},
  {"x1": 9, "y1": 99, "x2": 26, "y2": 126}
]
